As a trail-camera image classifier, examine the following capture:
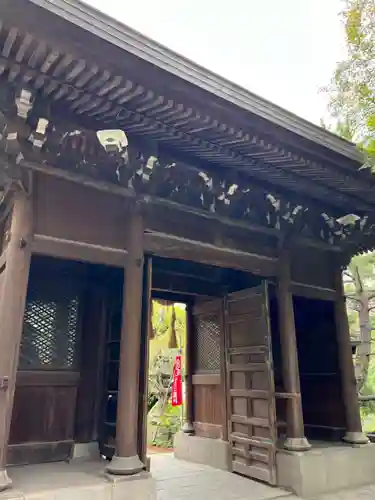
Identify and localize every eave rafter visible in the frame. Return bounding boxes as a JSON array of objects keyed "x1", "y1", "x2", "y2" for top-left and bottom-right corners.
[{"x1": 0, "y1": 21, "x2": 374, "y2": 215}]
